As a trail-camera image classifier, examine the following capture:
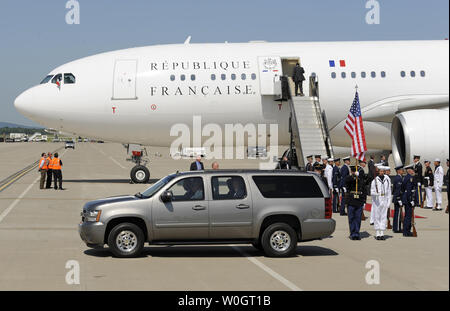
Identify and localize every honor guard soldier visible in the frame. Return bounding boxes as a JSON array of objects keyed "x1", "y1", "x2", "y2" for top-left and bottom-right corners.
[
  {"x1": 392, "y1": 165, "x2": 404, "y2": 233},
  {"x1": 324, "y1": 158, "x2": 334, "y2": 193},
  {"x1": 332, "y1": 158, "x2": 341, "y2": 213},
  {"x1": 423, "y1": 160, "x2": 434, "y2": 209},
  {"x1": 370, "y1": 166, "x2": 392, "y2": 240},
  {"x1": 433, "y1": 158, "x2": 444, "y2": 211},
  {"x1": 339, "y1": 156, "x2": 351, "y2": 216},
  {"x1": 445, "y1": 159, "x2": 449, "y2": 213},
  {"x1": 402, "y1": 164, "x2": 417, "y2": 237},
  {"x1": 305, "y1": 155, "x2": 314, "y2": 172},
  {"x1": 370, "y1": 163, "x2": 383, "y2": 225},
  {"x1": 413, "y1": 155, "x2": 424, "y2": 207},
  {"x1": 345, "y1": 165, "x2": 367, "y2": 240}
]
